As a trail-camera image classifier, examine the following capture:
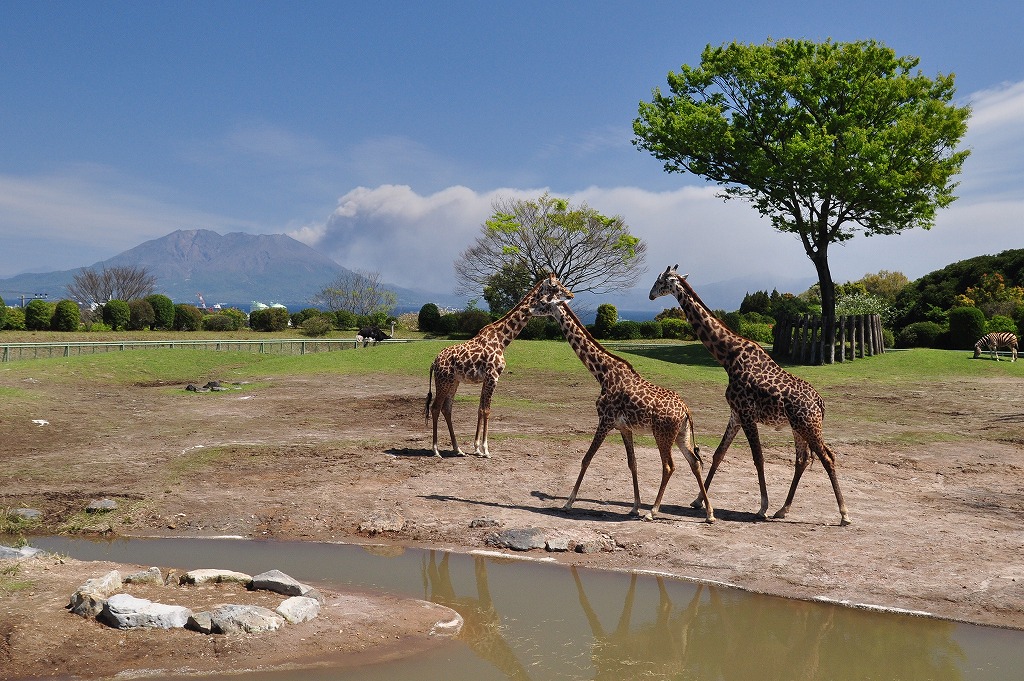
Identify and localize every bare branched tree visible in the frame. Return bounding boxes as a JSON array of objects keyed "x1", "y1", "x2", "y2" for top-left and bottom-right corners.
[
  {"x1": 66, "y1": 265, "x2": 157, "y2": 304},
  {"x1": 454, "y1": 193, "x2": 647, "y2": 297},
  {"x1": 312, "y1": 270, "x2": 397, "y2": 316}
]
